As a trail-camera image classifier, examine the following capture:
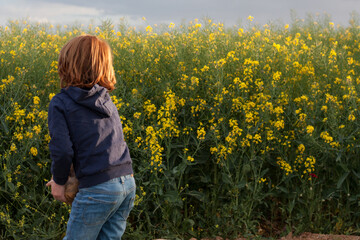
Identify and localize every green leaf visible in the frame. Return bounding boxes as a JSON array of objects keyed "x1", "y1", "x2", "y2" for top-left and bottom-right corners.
[
  {"x1": 260, "y1": 168, "x2": 269, "y2": 177},
  {"x1": 242, "y1": 164, "x2": 251, "y2": 174},
  {"x1": 200, "y1": 175, "x2": 210, "y2": 183},
  {"x1": 163, "y1": 190, "x2": 182, "y2": 207},
  {"x1": 221, "y1": 172, "x2": 232, "y2": 185},
  {"x1": 337, "y1": 171, "x2": 350, "y2": 189},
  {"x1": 352, "y1": 170, "x2": 360, "y2": 179},
  {"x1": 0, "y1": 115, "x2": 9, "y2": 134},
  {"x1": 237, "y1": 181, "x2": 246, "y2": 189},
  {"x1": 185, "y1": 190, "x2": 205, "y2": 202},
  {"x1": 28, "y1": 161, "x2": 40, "y2": 174},
  {"x1": 335, "y1": 153, "x2": 342, "y2": 162},
  {"x1": 141, "y1": 181, "x2": 150, "y2": 186},
  {"x1": 172, "y1": 162, "x2": 187, "y2": 176},
  {"x1": 339, "y1": 162, "x2": 350, "y2": 172},
  {"x1": 278, "y1": 186, "x2": 289, "y2": 194},
  {"x1": 7, "y1": 182, "x2": 15, "y2": 193}
]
